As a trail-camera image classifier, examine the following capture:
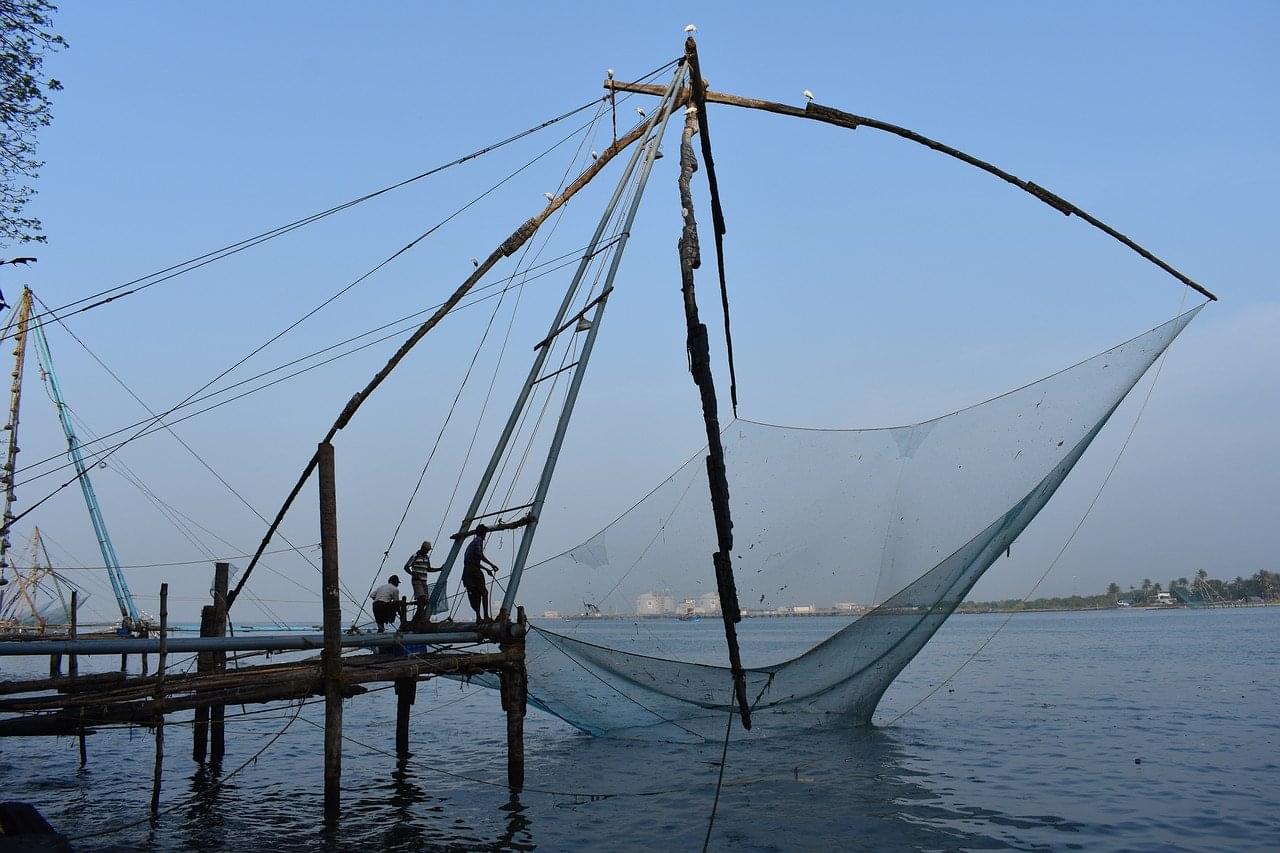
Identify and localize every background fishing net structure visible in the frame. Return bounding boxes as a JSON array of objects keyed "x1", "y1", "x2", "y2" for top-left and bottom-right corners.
[{"x1": 507, "y1": 308, "x2": 1201, "y2": 741}]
